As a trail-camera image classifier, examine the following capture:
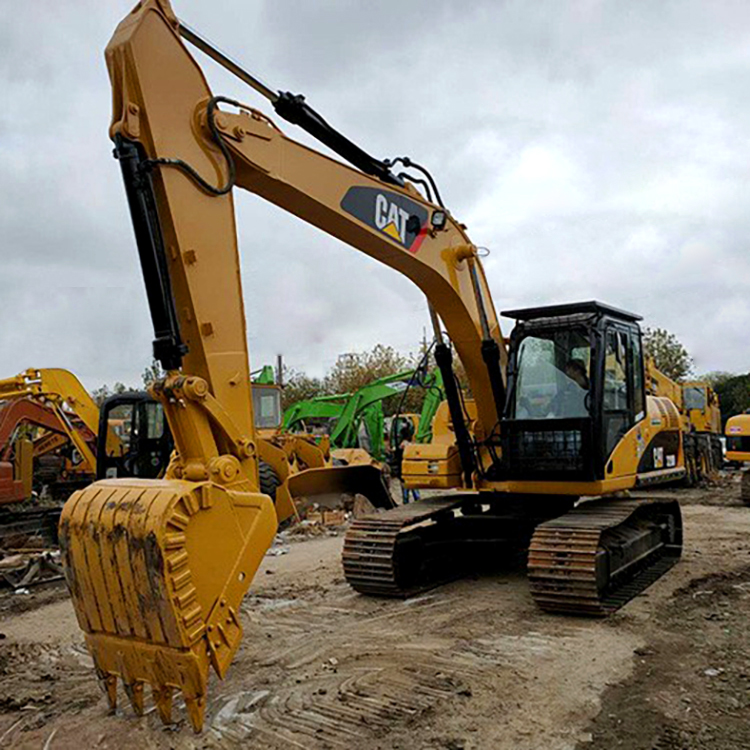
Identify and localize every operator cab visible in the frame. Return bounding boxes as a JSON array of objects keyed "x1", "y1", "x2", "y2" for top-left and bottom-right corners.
[
  {"x1": 500, "y1": 301, "x2": 646, "y2": 481},
  {"x1": 96, "y1": 383, "x2": 283, "y2": 479},
  {"x1": 96, "y1": 392, "x2": 172, "y2": 480},
  {"x1": 251, "y1": 384, "x2": 282, "y2": 431},
  {"x1": 683, "y1": 385, "x2": 707, "y2": 412}
]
